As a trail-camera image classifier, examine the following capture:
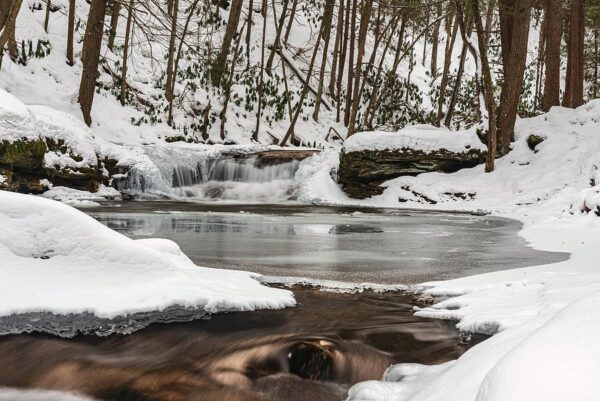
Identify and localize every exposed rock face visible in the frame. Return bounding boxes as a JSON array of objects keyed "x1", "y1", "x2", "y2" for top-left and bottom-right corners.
[
  {"x1": 252, "y1": 149, "x2": 320, "y2": 168},
  {"x1": 338, "y1": 147, "x2": 486, "y2": 199},
  {"x1": 0, "y1": 138, "x2": 106, "y2": 193}
]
